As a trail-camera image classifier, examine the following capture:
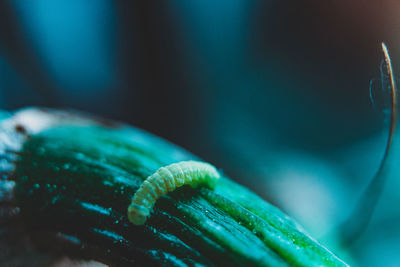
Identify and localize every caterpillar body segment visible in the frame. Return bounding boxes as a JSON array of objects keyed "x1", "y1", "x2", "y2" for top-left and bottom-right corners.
[{"x1": 128, "y1": 160, "x2": 220, "y2": 225}]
